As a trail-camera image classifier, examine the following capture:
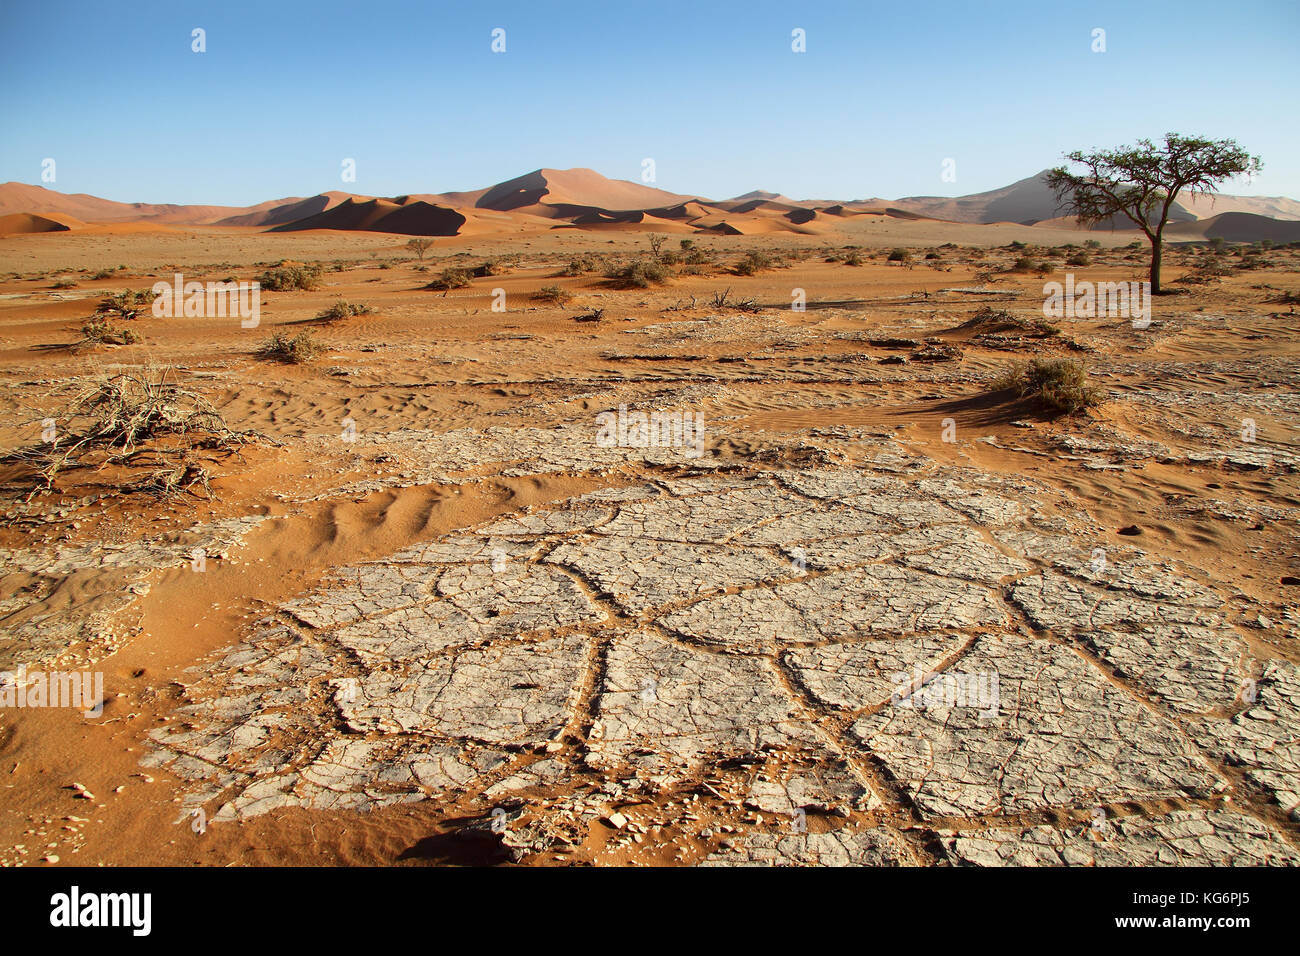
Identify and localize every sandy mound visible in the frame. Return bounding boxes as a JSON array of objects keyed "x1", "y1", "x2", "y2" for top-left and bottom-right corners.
[
  {"x1": 0, "y1": 212, "x2": 74, "y2": 234},
  {"x1": 1166, "y1": 211, "x2": 1300, "y2": 244},
  {"x1": 1178, "y1": 194, "x2": 1300, "y2": 221}
]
